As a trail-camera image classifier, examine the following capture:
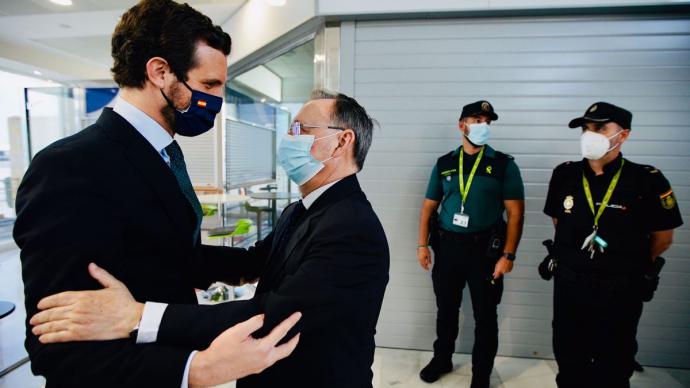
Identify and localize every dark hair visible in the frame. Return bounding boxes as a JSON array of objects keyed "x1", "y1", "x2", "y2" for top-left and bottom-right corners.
[
  {"x1": 310, "y1": 89, "x2": 376, "y2": 171},
  {"x1": 111, "y1": 0, "x2": 231, "y2": 88}
]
